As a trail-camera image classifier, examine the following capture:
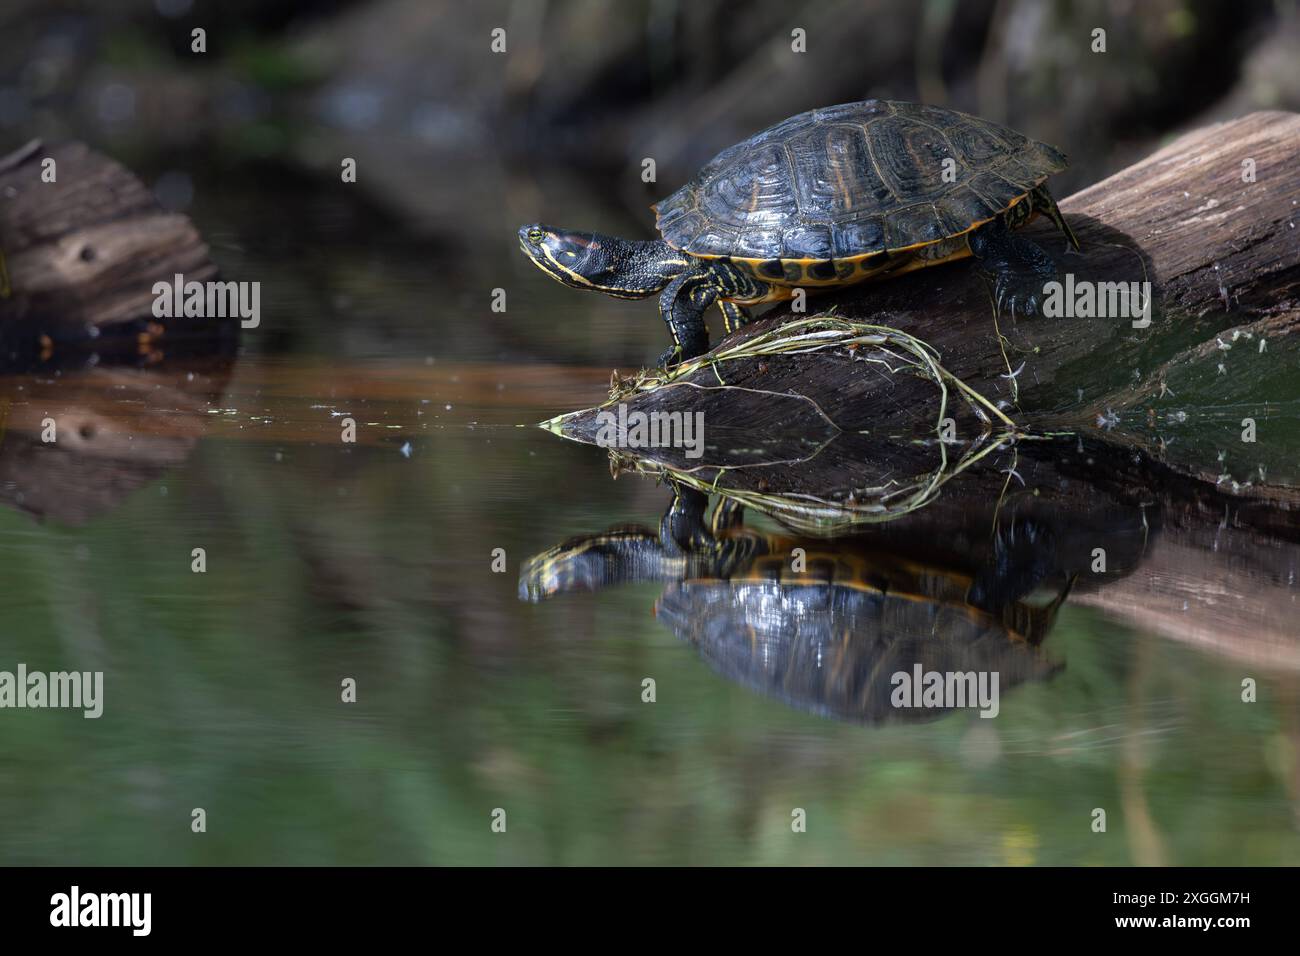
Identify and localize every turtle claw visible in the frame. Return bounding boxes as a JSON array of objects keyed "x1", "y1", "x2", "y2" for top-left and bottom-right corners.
[
  {"x1": 989, "y1": 248, "x2": 1057, "y2": 318},
  {"x1": 656, "y1": 345, "x2": 683, "y2": 370},
  {"x1": 657, "y1": 336, "x2": 708, "y2": 371},
  {"x1": 993, "y1": 274, "x2": 1046, "y2": 318},
  {"x1": 971, "y1": 219, "x2": 1057, "y2": 319}
]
